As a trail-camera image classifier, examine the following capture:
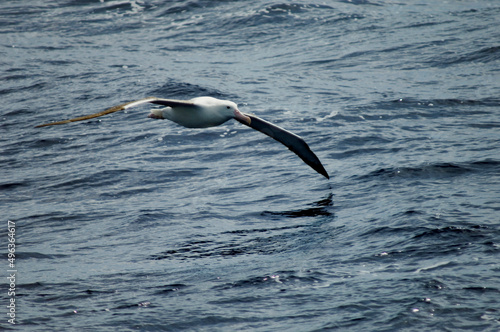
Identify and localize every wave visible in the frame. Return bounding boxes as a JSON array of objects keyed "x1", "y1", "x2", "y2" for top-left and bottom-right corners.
[
  {"x1": 150, "y1": 224, "x2": 302, "y2": 261},
  {"x1": 212, "y1": 269, "x2": 331, "y2": 292},
  {"x1": 325, "y1": 97, "x2": 500, "y2": 124},
  {"x1": 359, "y1": 159, "x2": 500, "y2": 180},
  {"x1": 387, "y1": 97, "x2": 500, "y2": 108},
  {"x1": 432, "y1": 45, "x2": 500, "y2": 67}
]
